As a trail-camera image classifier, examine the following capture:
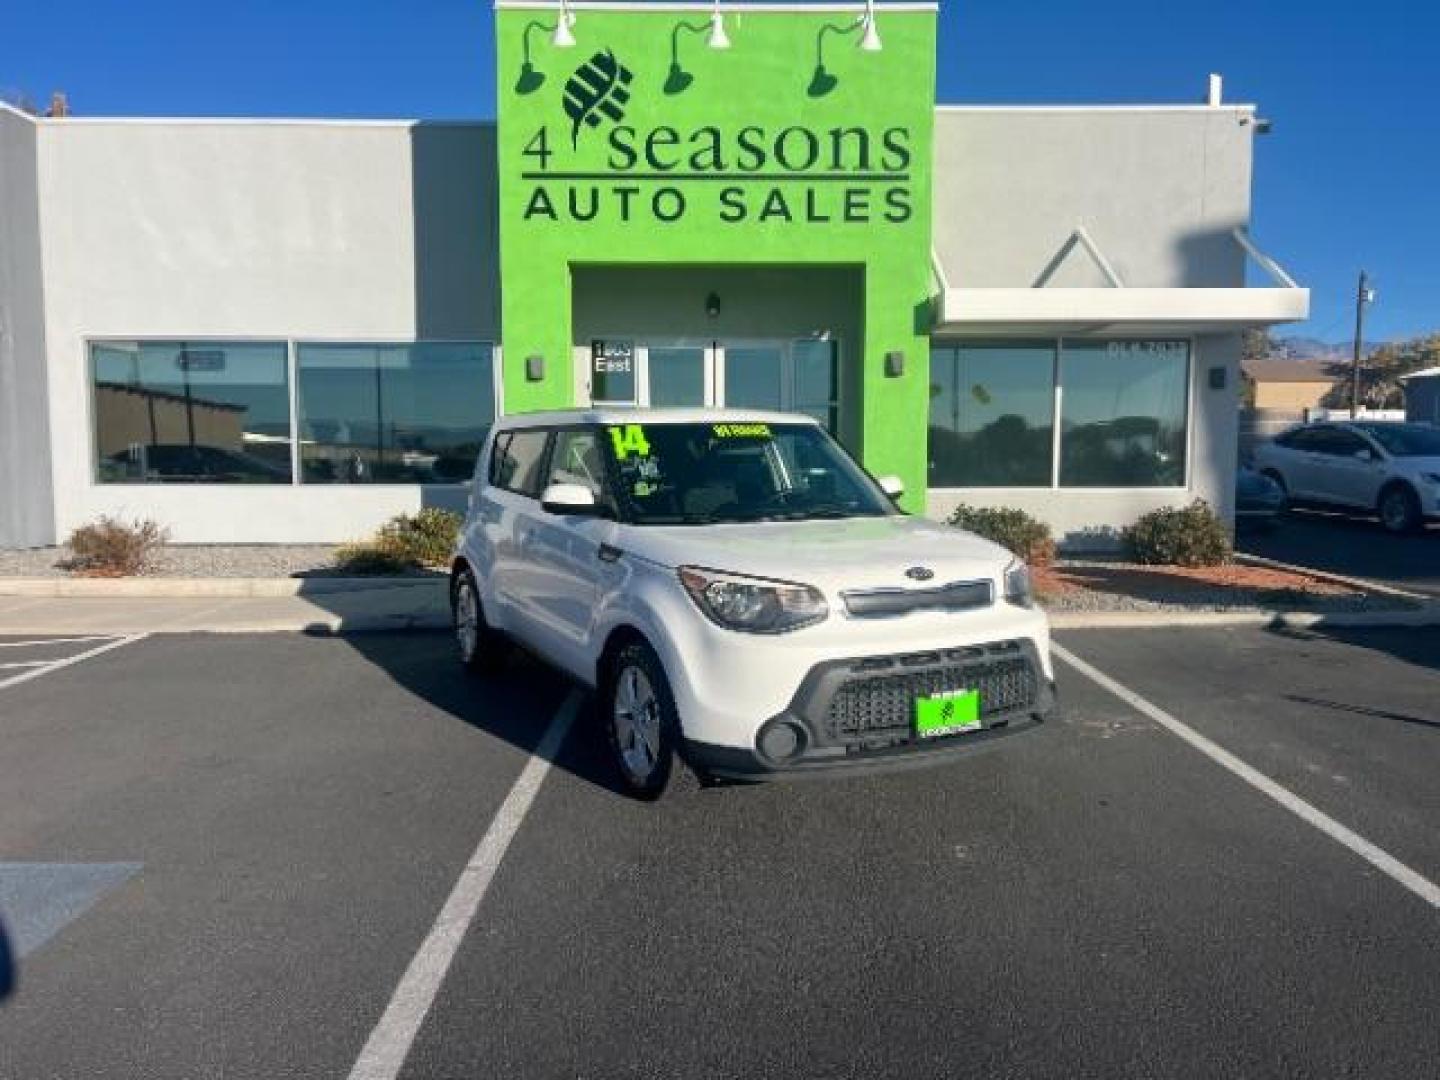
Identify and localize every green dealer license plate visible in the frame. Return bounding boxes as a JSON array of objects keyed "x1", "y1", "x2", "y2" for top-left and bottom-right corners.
[{"x1": 915, "y1": 689, "x2": 983, "y2": 739}]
